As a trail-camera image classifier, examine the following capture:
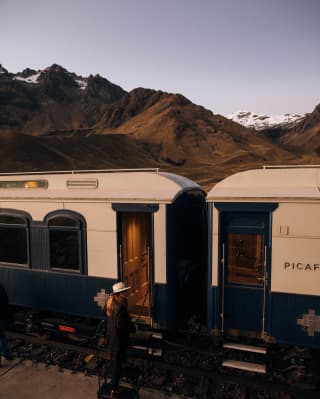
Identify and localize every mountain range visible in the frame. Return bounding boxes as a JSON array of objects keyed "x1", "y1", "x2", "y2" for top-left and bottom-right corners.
[
  {"x1": 228, "y1": 111, "x2": 305, "y2": 130},
  {"x1": 0, "y1": 64, "x2": 319, "y2": 190}
]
